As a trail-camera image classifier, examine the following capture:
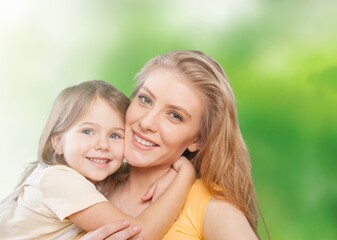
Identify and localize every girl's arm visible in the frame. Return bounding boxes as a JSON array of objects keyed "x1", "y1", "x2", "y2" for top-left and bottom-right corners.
[
  {"x1": 69, "y1": 156, "x2": 195, "y2": 240},
  {"x1": 203, "y1": 200, "x2": 258, "y2": 240}
]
